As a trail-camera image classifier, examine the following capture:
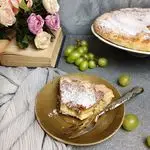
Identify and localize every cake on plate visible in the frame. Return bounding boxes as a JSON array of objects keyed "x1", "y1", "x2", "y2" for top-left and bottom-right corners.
[
  {"x1": 59, "y1": 77, "x2": 114, "y2": 120},
  {"x1": 93, "y1": 8, "x2": 150, "y2": 52}
]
